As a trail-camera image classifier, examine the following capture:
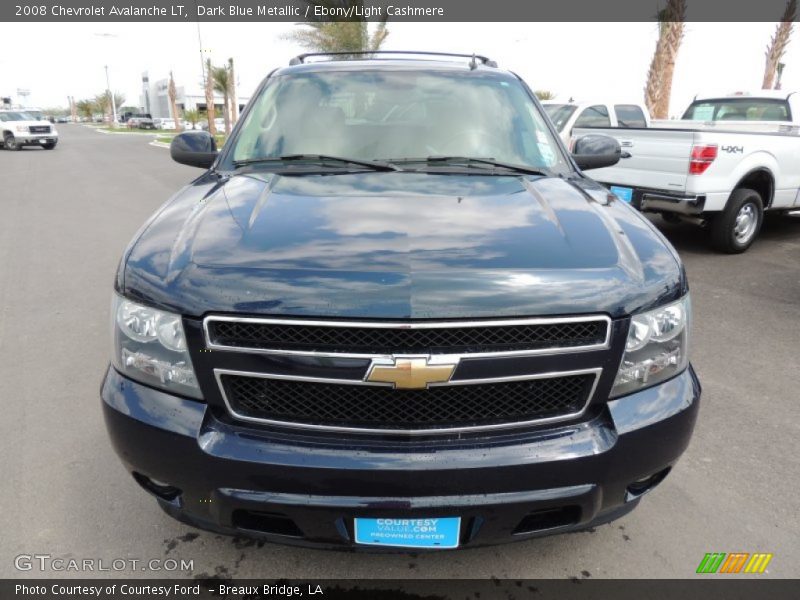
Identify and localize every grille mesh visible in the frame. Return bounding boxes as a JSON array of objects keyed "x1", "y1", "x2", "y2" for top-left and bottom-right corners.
[
  {"x1": 208, "y1": 319, "x2": 607, "y2": 355},
  {"x1": 221, "y1": 374, "x2": 594, "y2": 430}
]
